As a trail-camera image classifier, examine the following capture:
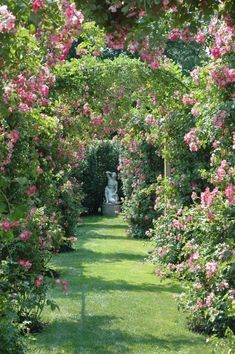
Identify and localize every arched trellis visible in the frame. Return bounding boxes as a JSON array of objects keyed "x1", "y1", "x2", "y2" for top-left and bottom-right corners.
[
  {"x1": 53, "y1": 55, "x2": 186, "y2": 200},
  {"x1": 53, "y1": 55, "x2": 187, "y2": 139}
]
